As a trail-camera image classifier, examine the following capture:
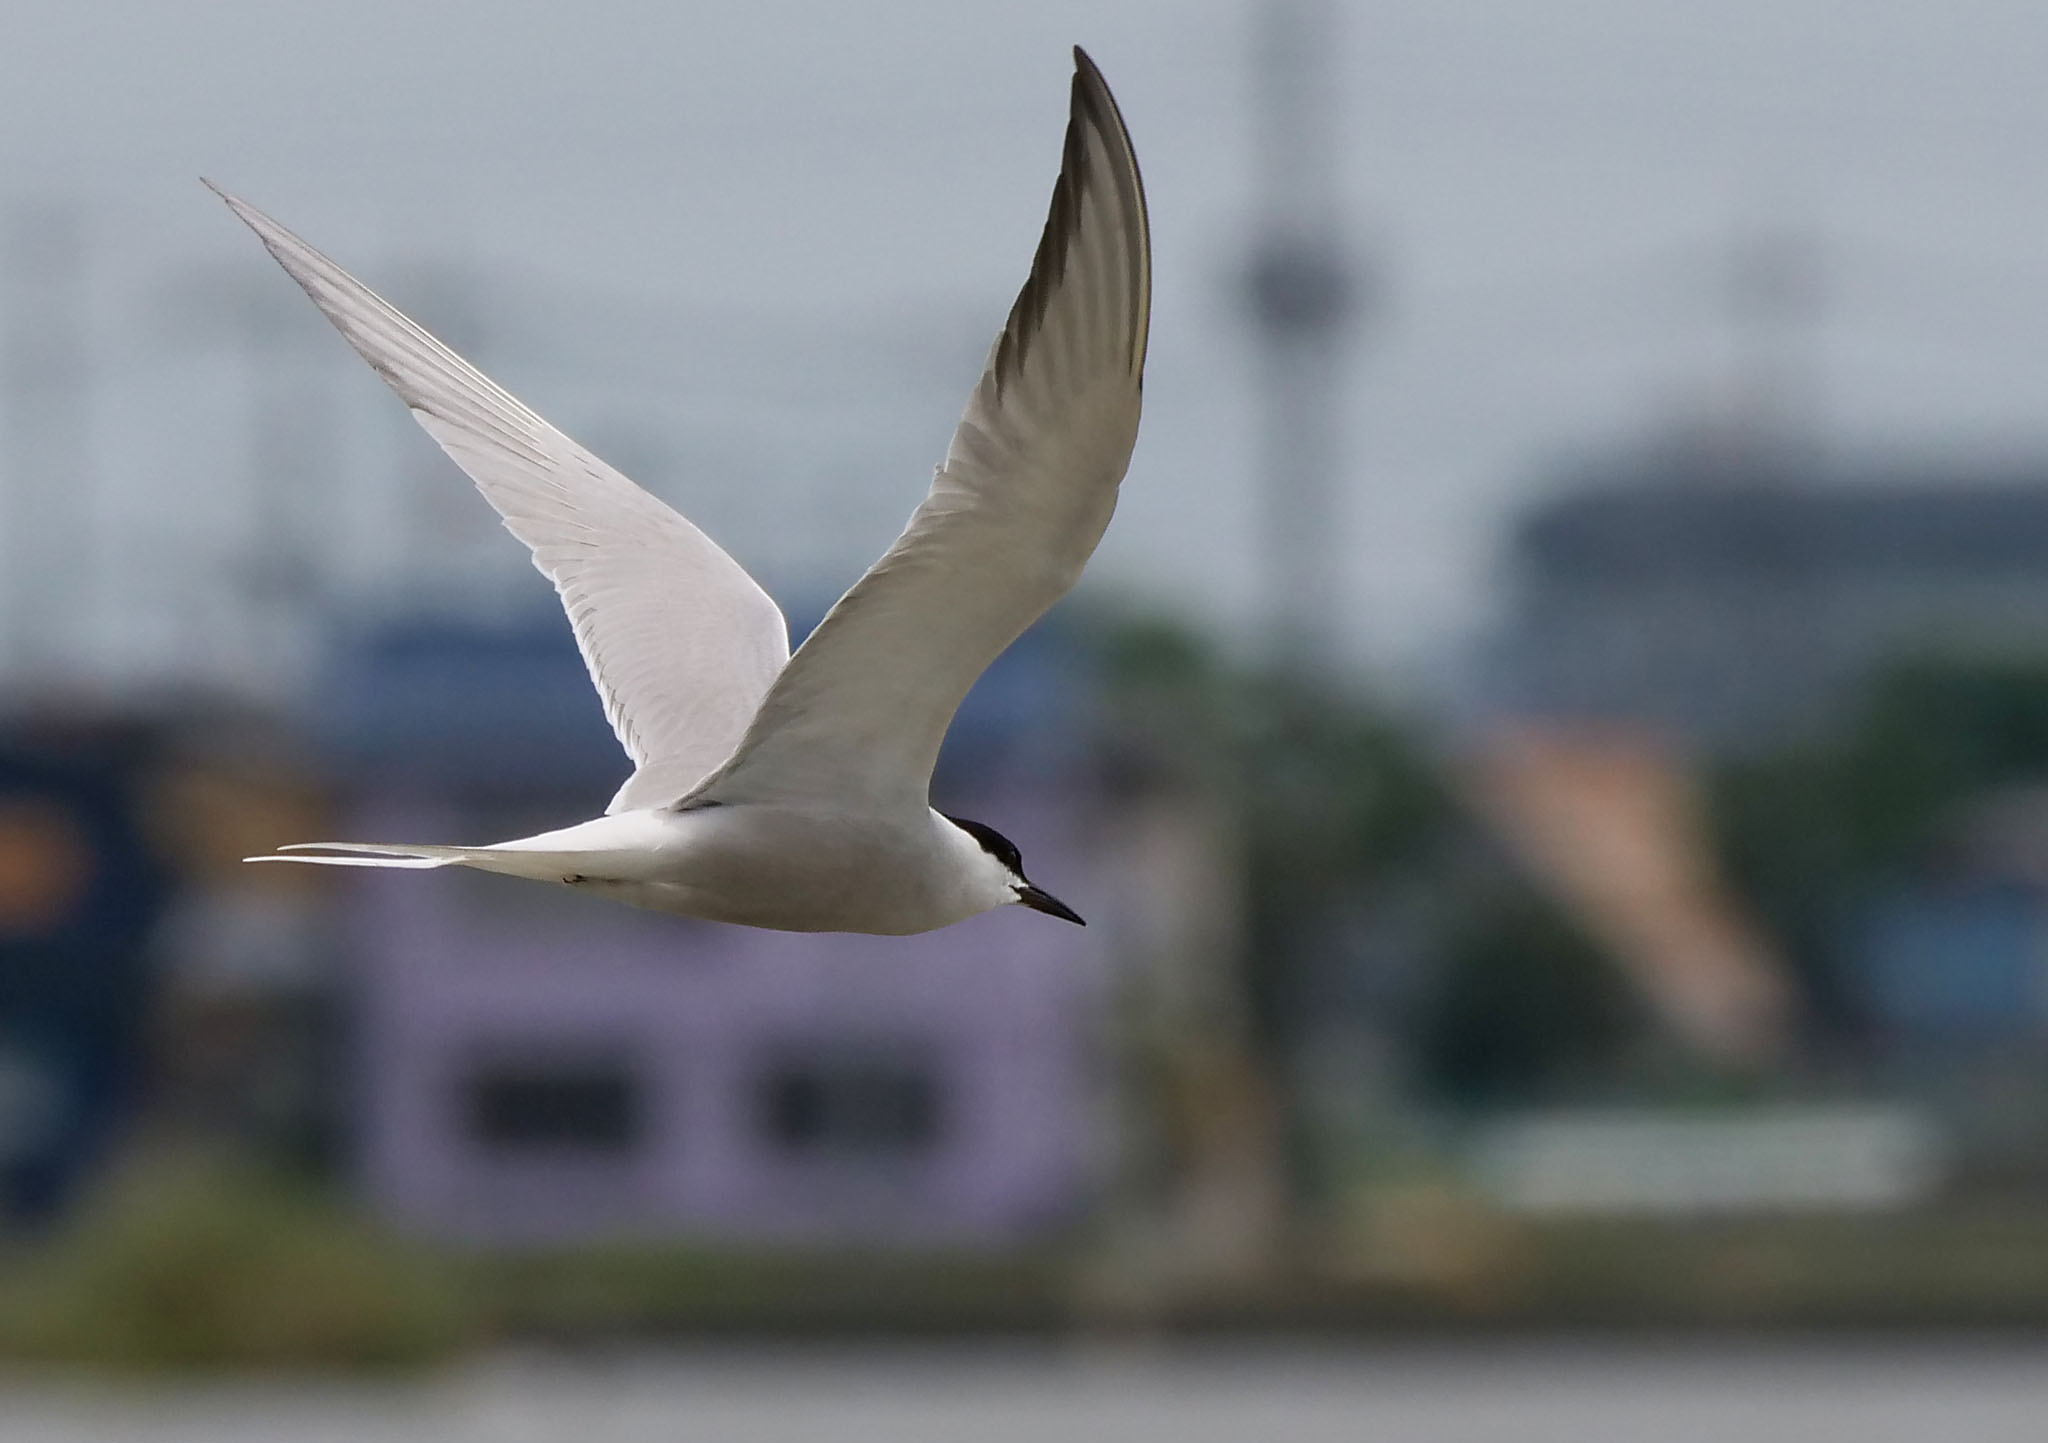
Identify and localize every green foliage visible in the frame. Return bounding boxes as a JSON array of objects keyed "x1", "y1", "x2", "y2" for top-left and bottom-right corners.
[
  {"x1": 1095, "y1": 613, "x2": 1637, "y2": 1111},
  {"x1": 1236, "y1": 676, "x2": 1454, "y2": 887},
  {"x1": 1098, "y1": 614, "x2": 1454, "y2": 881},
  {"x1": 1416, "y1": 895, "x2": 1639, "y2": 1106},
  {"x1": 1097, "y1": 616, "x2": 1461, "y2": 1053},
  {"x1": 466, "y1": 1244, "x2": 1067, "y2": 1338},
  {"x1": 1711, "y1": 654, "x2": 2048, "y2": 1019},
  {"x1": 0, "y1": 1151, "x2": 468, "y2": 1370}
]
